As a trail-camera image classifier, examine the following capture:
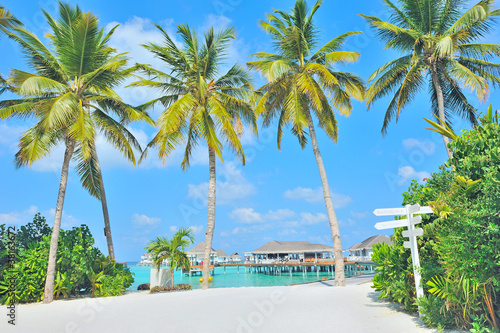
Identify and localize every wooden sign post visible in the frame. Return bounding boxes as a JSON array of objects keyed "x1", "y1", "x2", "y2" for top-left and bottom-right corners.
[{"x1": 373, "y1": 203, "x2": 433, "y2": 307}]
